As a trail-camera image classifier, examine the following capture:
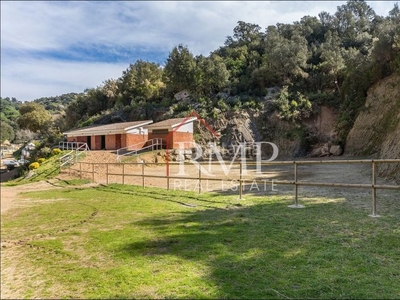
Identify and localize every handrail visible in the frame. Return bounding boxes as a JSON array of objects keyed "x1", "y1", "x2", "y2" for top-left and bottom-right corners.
[
  {"x1": 58, "y1": 141, "x2": 89, "y2": 151},
  {"x1": 59, "y1": 143, "x2": 90, "y2": 168},
  {"x1": 116, "y1": 138, "x2": 165, "y2": 162}
]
